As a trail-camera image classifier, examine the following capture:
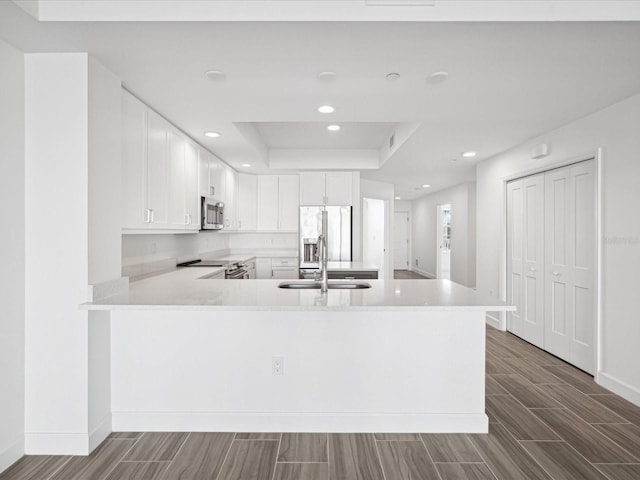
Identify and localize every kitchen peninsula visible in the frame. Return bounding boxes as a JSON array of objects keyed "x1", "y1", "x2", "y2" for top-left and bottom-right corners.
[{"x1": 84, "y1": 271, "x2": 513, "y2": 435}]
